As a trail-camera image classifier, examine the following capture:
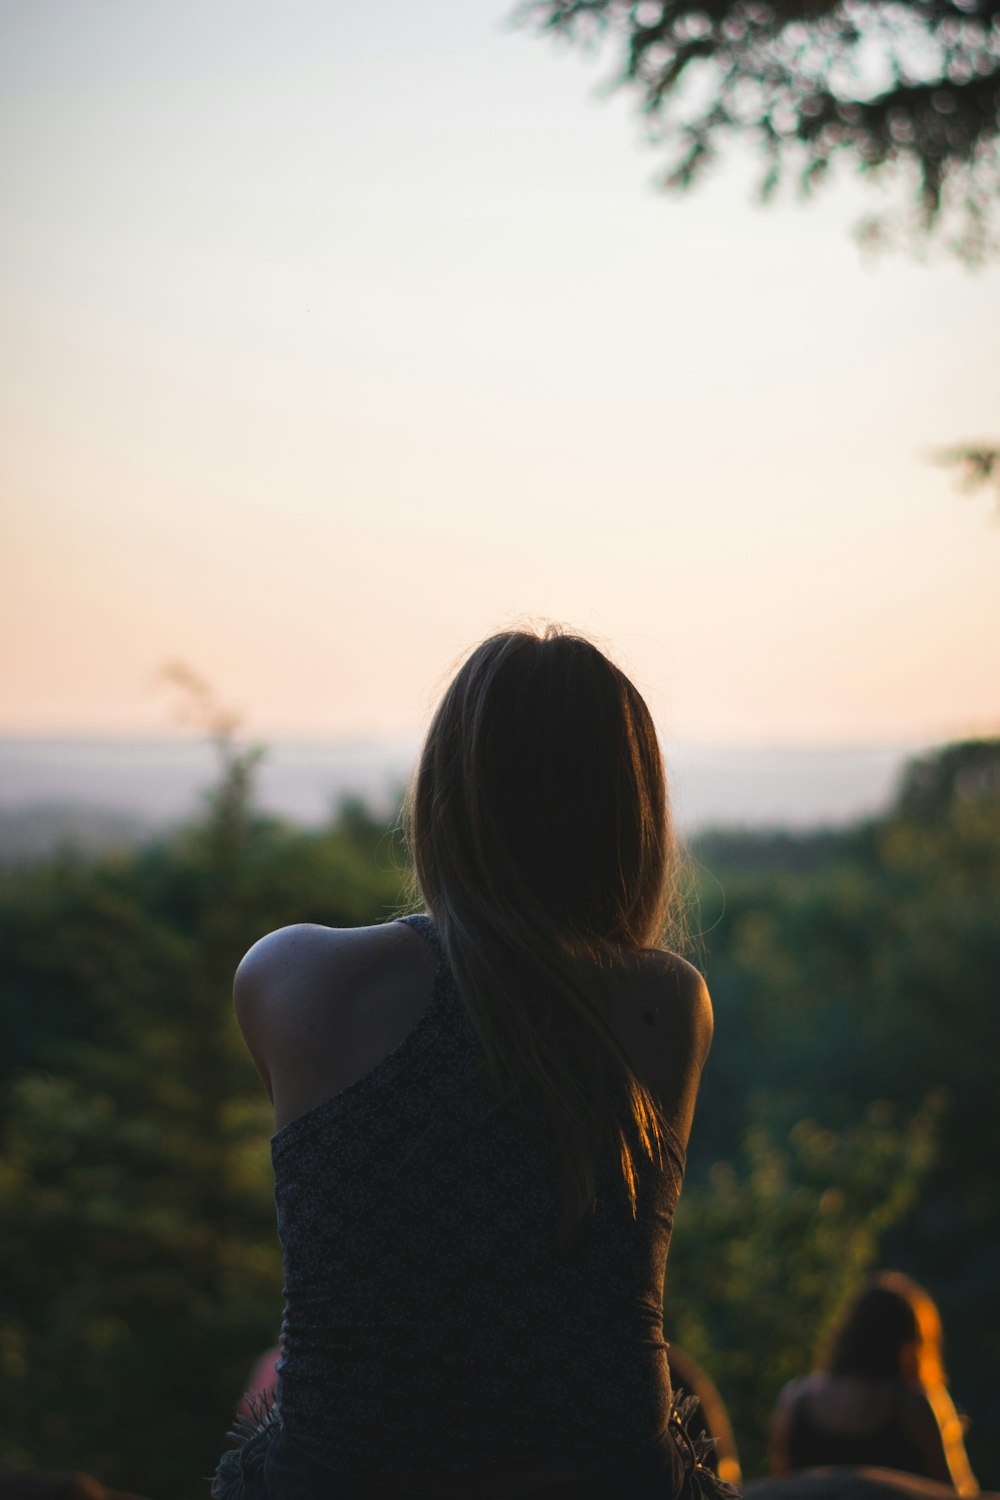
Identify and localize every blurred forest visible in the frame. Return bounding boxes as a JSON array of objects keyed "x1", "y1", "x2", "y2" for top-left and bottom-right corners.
[{"x1": 0, "y1": 737, "x2": 997, "y2": 1497}]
